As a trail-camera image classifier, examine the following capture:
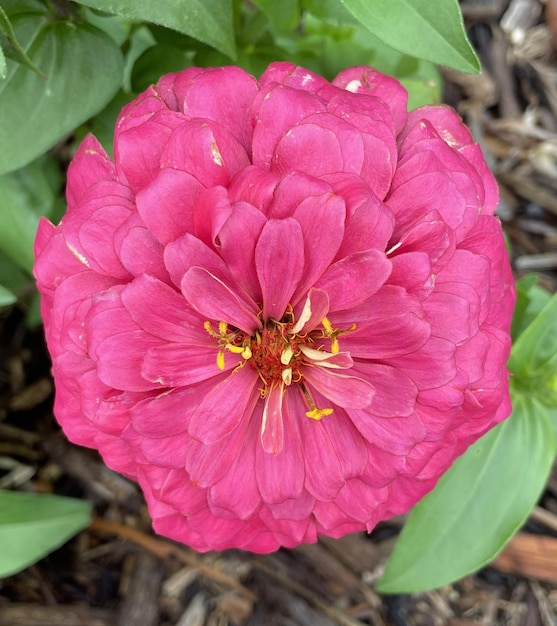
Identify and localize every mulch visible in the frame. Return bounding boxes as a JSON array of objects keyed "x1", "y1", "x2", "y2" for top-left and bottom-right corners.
[{"x1": 1, "y1": 0, "x2": 557, "y2": 624}]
